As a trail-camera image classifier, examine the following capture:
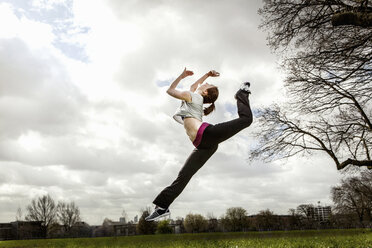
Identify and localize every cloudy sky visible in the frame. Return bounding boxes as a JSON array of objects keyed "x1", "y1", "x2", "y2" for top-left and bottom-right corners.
[{"x1": 0, "y1": 0, "x2": 343, "y2": 225}]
